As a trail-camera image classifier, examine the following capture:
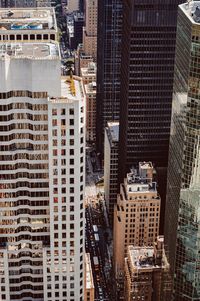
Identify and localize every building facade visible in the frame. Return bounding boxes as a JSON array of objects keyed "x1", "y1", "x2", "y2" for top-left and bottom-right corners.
[
  {"x1": 113, "y1": 162, "x2": 160, "y2": 281},
  {"x1": 118, "y1": 1, "x2": 183, "y2": 228},
  {"x1": 164, "y1": 2, "x2": 200, "y2": 300},
  {"x1": 0, "y1": 7, "x2": 85, "y2": 301},
  {"x1": 84, "y1": 82, "x2": 96, "y2": 143},
  {"x1": 96, "y1": 0, "x2": 123, "y2": 155},
  {"x1": 104, "y1": 122, "x2": 119, "y2": 225},
  {"x1": 81, "y1": 62, "x2": 96, "y2": 143},
  {"x1": 72, "y1": 13, "x2": 84, "y2": 50},
  {"x1": 124, "y1": 236, "x2": 172, "y2": 301},
  {"x1": 82, "y1": 0, "x2": 97, "y2": 60}
]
